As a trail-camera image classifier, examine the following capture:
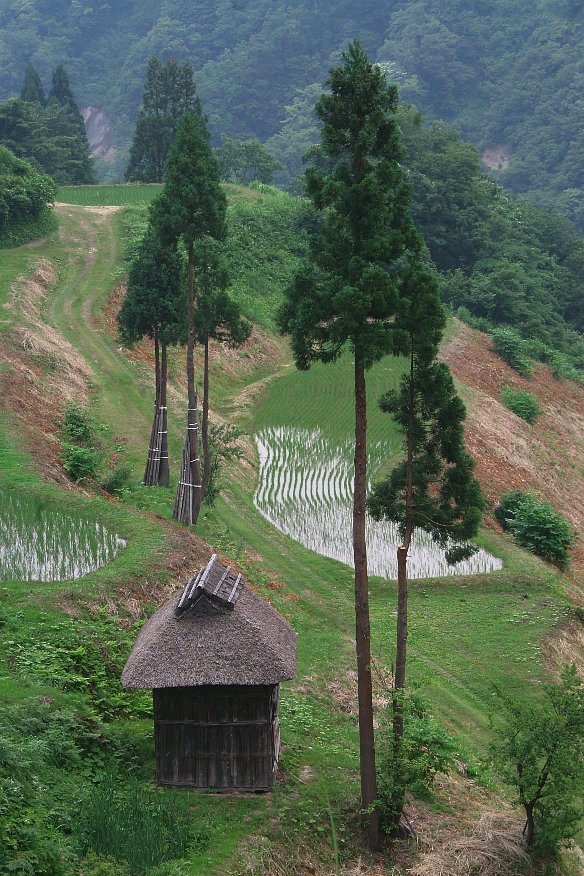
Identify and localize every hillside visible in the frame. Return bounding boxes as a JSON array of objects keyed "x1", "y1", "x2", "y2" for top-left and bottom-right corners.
[
  {"x1": 2, "y1": 2, "x2": 584, "y2": 225},
  {"x1": 0, "y1": 187, "x2": 582, "y2": 874}
]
